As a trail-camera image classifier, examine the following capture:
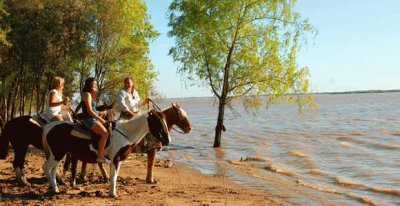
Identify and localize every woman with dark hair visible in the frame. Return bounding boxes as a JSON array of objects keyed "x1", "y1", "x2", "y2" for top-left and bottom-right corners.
[{"x1": 81, "y1": 77, "x2": 110, "y2": 163}]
